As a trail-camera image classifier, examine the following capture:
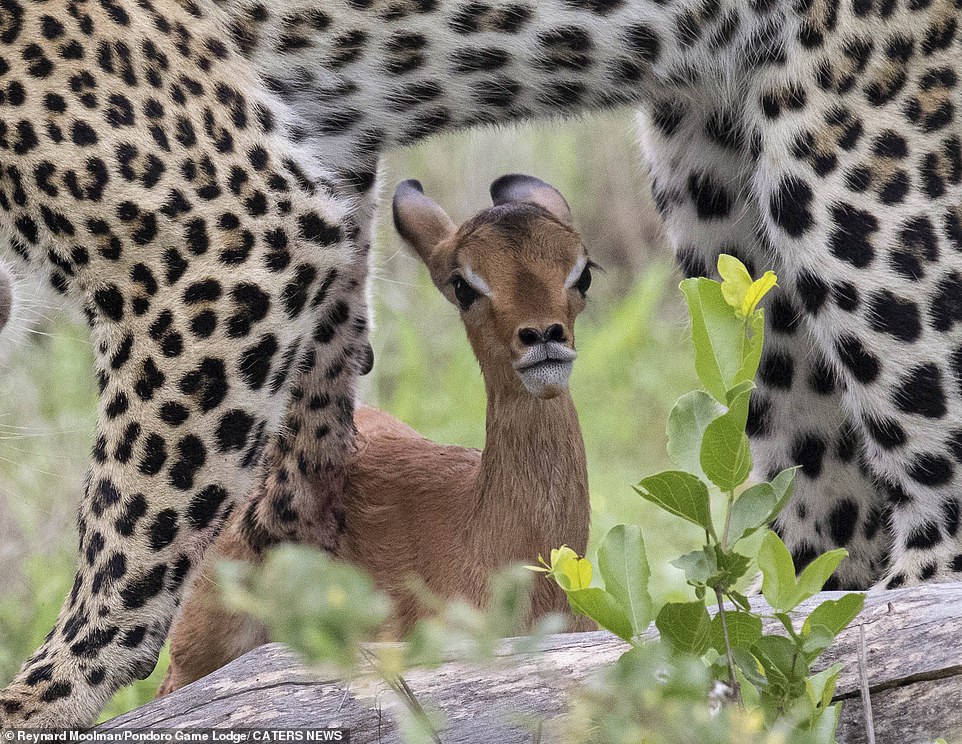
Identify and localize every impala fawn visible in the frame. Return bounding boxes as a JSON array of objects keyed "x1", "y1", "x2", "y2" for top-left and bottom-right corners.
[{"x1": 159, "y1": 174, "x2": 595, "y2": 694}]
